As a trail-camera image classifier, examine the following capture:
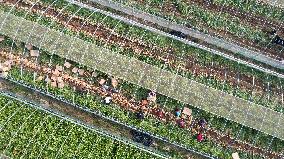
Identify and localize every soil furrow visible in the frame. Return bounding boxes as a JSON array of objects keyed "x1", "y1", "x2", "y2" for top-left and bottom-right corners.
[
  {"x1": 0, "y1": 50, "x2": 282, "y2": 158},
  {"x1": 187, "y1": 0, "x2": 284, "y2": 60},
  {"x1": 1, "y1": 0, "x2": 283, "y2": 110},
  {"x1": 120, "y1": 0, "x2": 284, "y2": 60}
]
